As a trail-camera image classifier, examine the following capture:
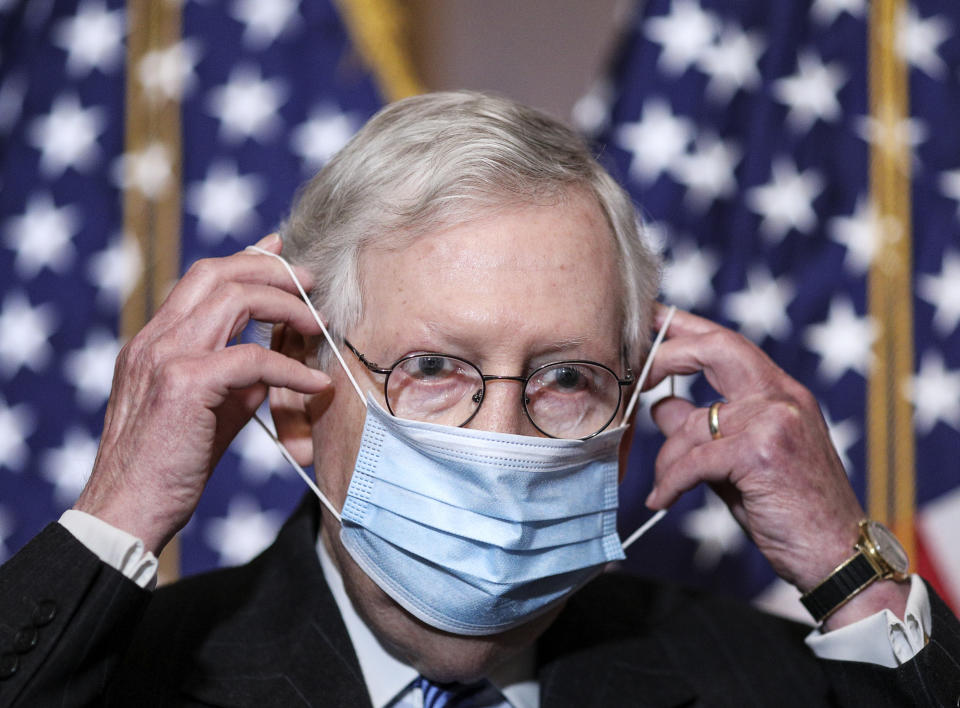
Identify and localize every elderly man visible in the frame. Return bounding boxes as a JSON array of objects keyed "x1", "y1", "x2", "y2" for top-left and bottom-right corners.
[{"x1": 1, "y1": 92, "x2": 957, "y2": 707}]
